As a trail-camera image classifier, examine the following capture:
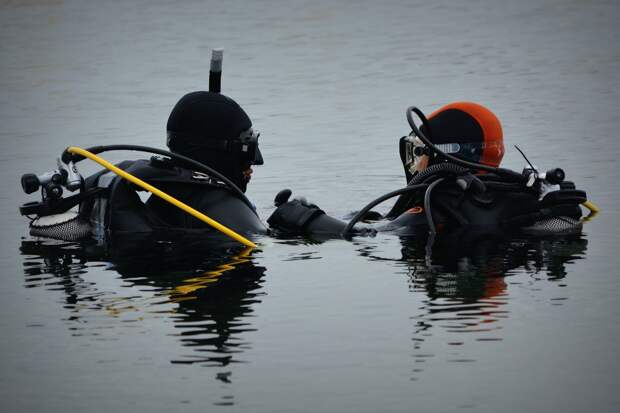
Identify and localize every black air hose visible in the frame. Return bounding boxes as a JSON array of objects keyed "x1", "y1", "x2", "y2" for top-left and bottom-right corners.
[
  {"x1": 386, "y1": 163, "x2": 470, "y2": 219},
  {"x1": 408, "y1": 162, "x2": 469, "y2": 185},
  {"x1": 342, "y1": 184, "x2": 429, "y2": 235},
  {"x1": 424, "y1": 178, "x2": 445, "y2": 235}
]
